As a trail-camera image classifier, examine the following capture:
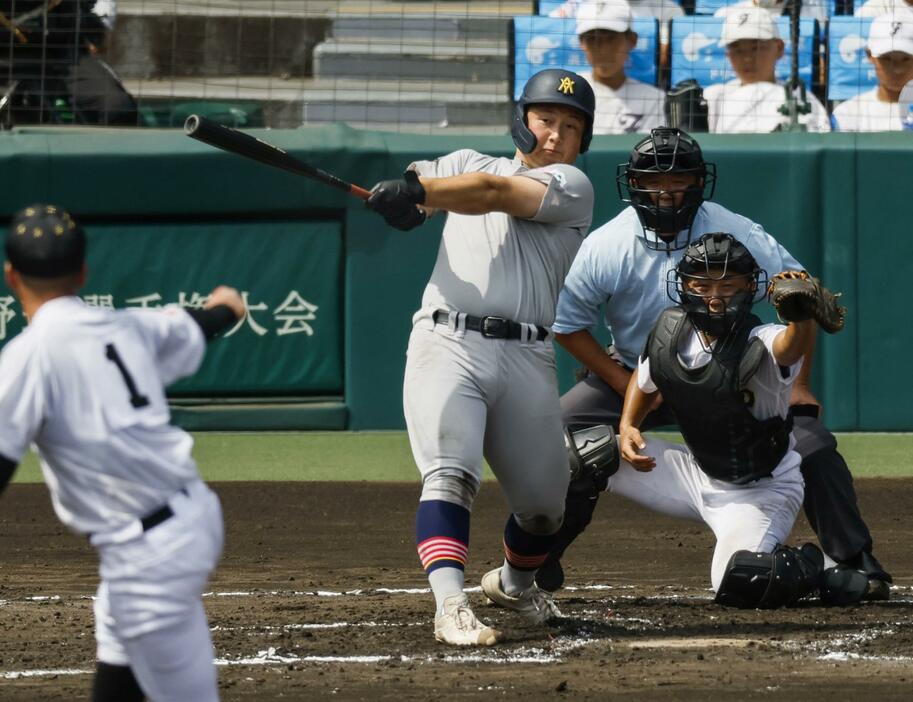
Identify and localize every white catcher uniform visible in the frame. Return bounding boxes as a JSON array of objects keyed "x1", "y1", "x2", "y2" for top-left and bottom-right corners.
[
  {"x1": 404, "y1": 148, "x2": 593, "y2": 518},
  {"x1": 610, "y1": 322, "x2": 805, "y2": 591},
  {"x1": 0, "y1": 296, "x2": 222, "y2": 702}
]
